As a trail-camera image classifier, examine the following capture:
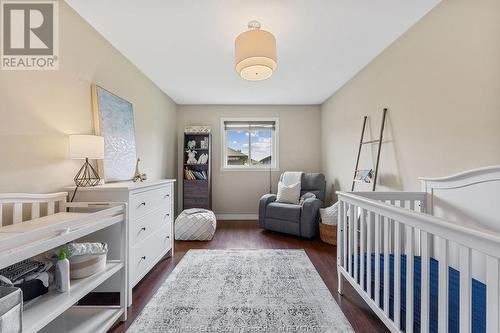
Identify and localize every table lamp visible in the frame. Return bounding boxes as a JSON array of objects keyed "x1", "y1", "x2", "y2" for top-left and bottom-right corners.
[{"x1": 69, "y1": 135, "x2": 104, "y2": 187}]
